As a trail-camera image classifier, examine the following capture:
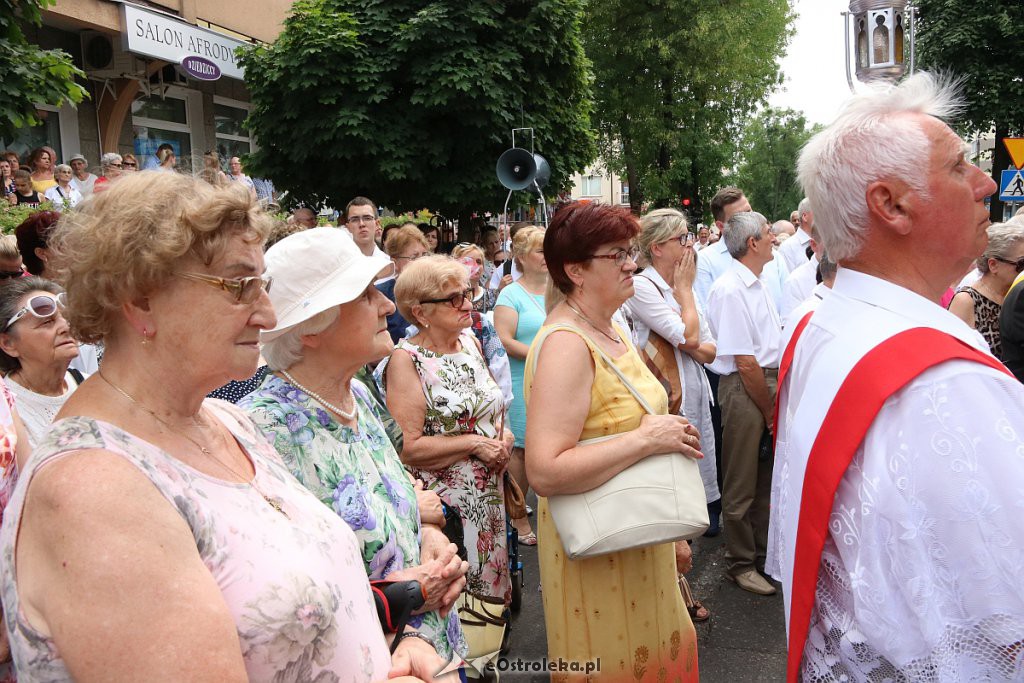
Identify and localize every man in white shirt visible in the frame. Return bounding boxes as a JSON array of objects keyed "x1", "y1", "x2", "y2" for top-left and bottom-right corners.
[
  {"x1": 779, "y1": 219, "x2": 821, "y2": 320},
  {"x1": 706, "y1": 210, "x2": 781, "y2": 596},
  {"x1": 68, "y1": 155, "x2": 97, "y2": 197},
  {"x1": 776, "y1": 197, "x2": 814, "y2": 275},
  {"x1": 693, "y1": 225, "x2": 711, "y2": 252},
  {"x1": 771, "y1": 72, "x2": 1024, "y2": 682},
  {"x1": 693, "y1": 187, "x2": 751, "y2": 308},
  {"x1": 344, "y1": 196, "x2": 392, "y2": 284}
]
